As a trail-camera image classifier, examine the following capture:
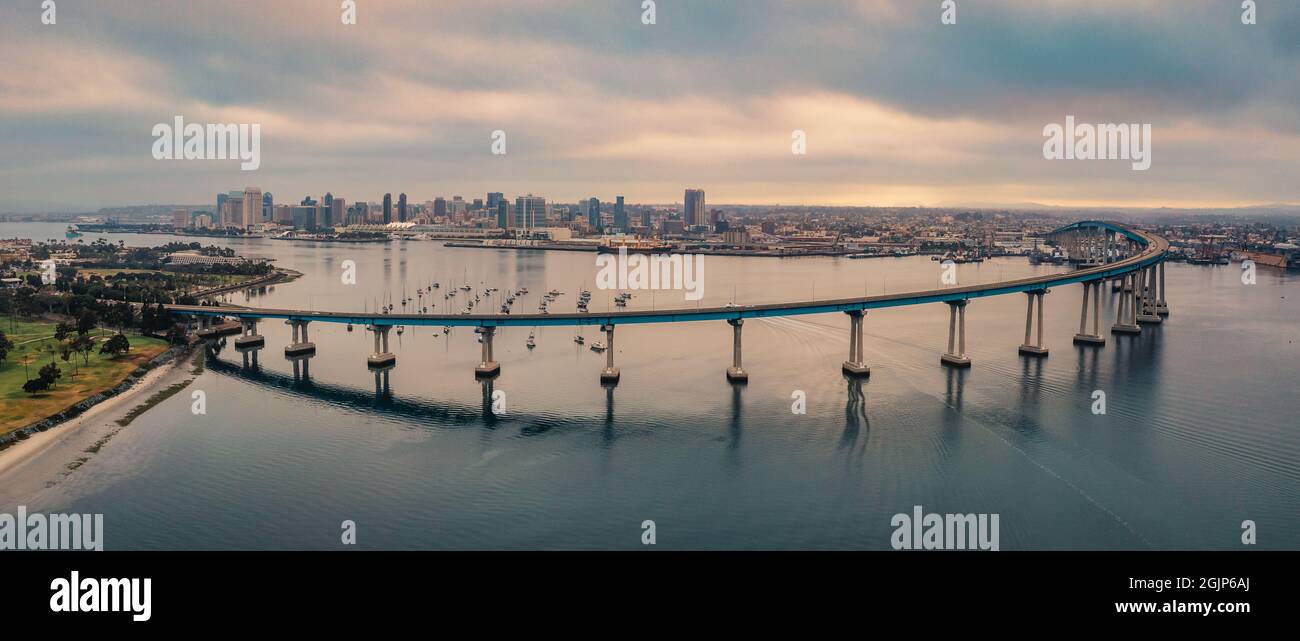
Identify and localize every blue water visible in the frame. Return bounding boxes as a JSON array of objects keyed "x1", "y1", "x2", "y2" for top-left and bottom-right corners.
[{"x1": 3, "y1": 223, "x2": 1298, "y2": 549}]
